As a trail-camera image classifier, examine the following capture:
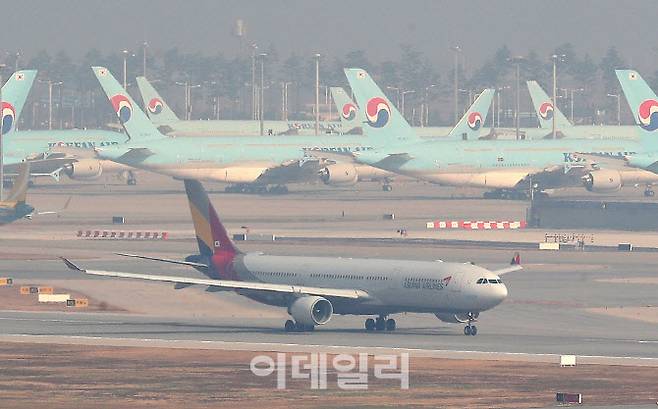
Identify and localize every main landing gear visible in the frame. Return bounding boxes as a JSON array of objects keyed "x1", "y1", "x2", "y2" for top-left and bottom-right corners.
[
  {"x1": 463, "y1": 313, "x2": 478, "y2": 336},
  {"x1": 365, "y1": 315, "x2": 396, "y2": 332},
  {"x1": 126, "y1": 170, "x2": 137, "y2": 185},
  {"x1": 644, "y1": 187, "x2": 655, "y2": 197},
  {"x1": 284, "y1": 319, "x2": 315, "y2": 332}
]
